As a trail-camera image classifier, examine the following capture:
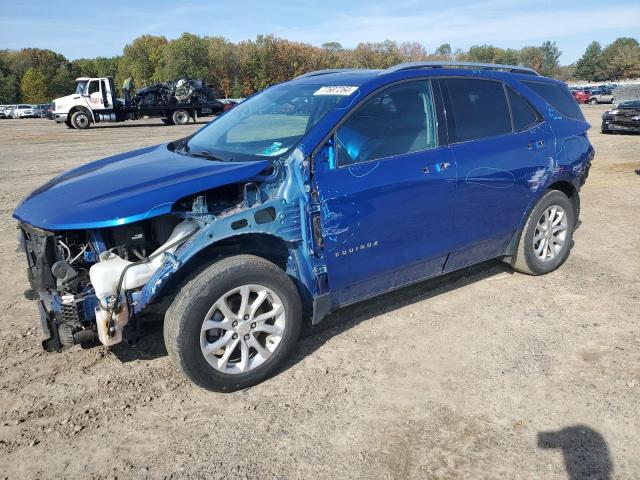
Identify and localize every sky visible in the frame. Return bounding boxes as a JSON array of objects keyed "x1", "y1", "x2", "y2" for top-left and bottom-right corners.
[{"x1": 1, "y1": 0, "x2": 638, "y2": 64}]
